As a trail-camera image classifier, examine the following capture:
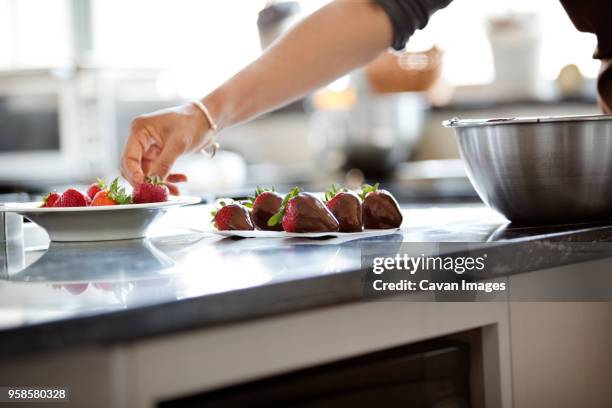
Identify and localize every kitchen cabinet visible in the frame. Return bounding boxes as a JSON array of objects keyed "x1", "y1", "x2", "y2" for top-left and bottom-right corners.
[
  {"x1": 2, "y1": 270, "x2": 612, "y2": 407},
  {"x1": 508, "y1": 257, "x2": 612, "y2": 408}
]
